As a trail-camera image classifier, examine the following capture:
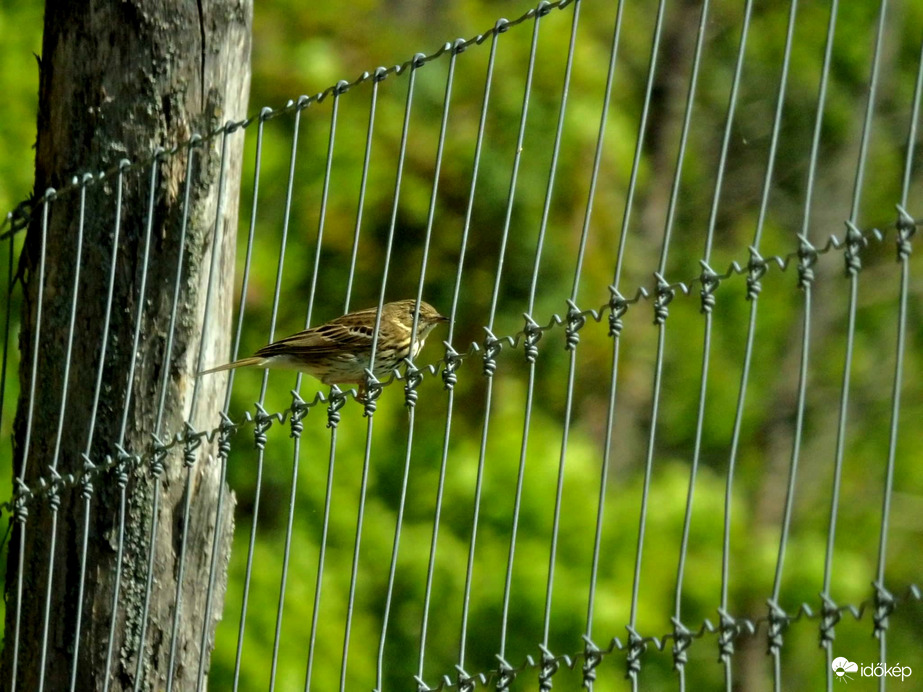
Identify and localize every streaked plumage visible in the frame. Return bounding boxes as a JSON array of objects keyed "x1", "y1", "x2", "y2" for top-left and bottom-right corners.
[{"x1": 200, "y1": 299, "x2": 448, "y2": 388}]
